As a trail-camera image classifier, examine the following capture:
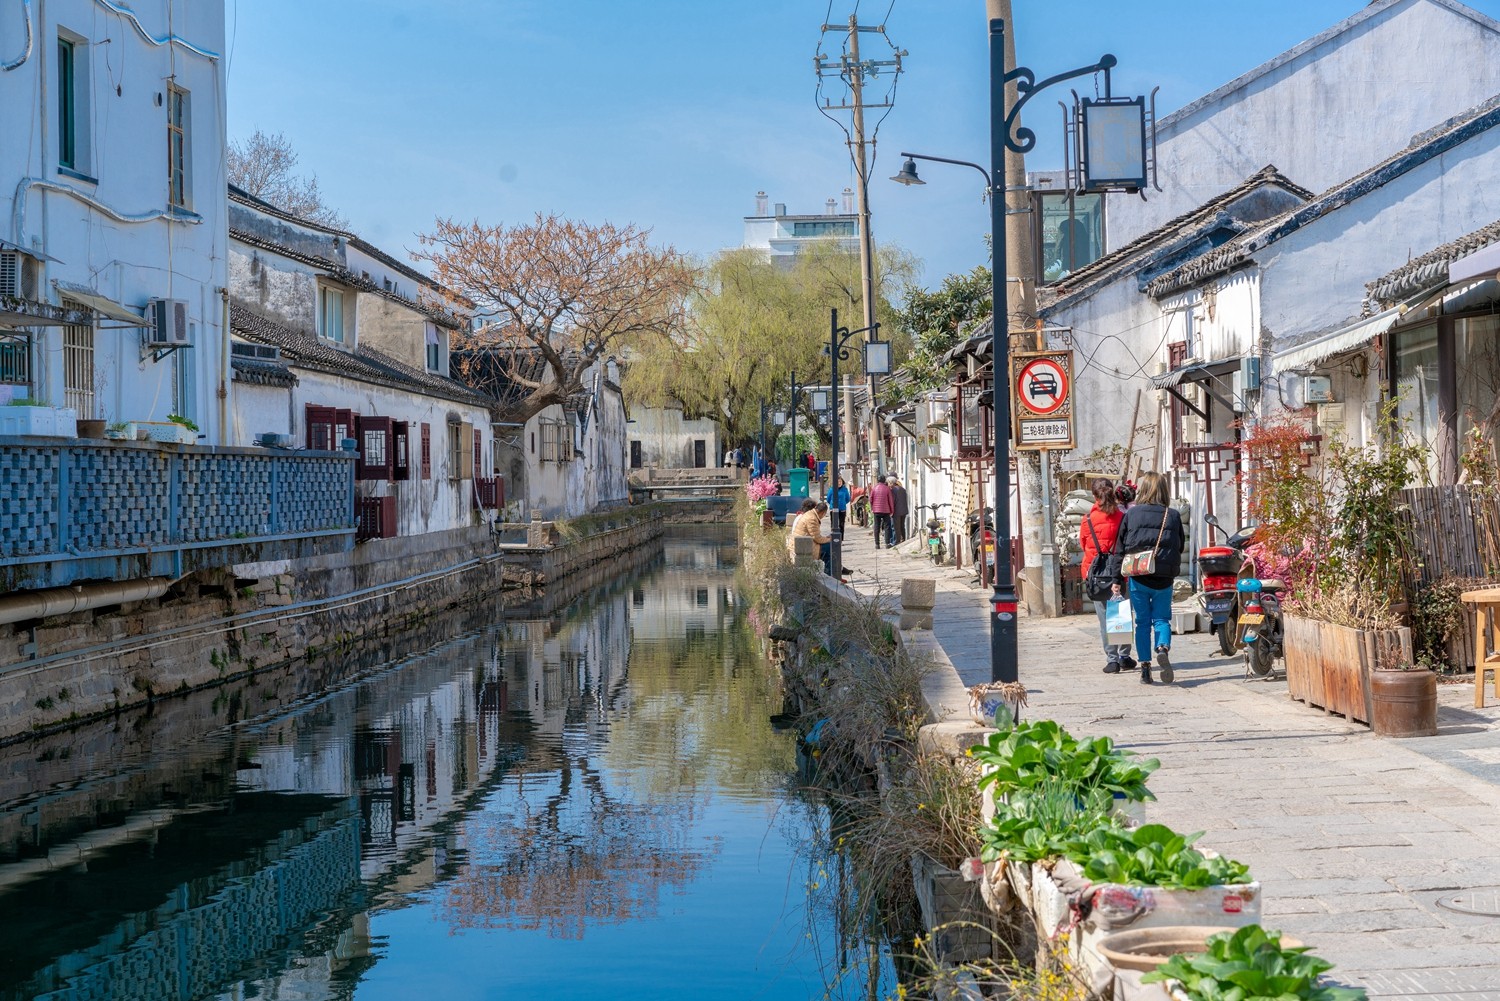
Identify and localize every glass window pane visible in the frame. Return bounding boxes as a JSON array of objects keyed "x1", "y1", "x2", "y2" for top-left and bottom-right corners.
[
  {"x1": 1038, "y1": 192, "x2": 1104, "y2": 283},
  {"x1": 1458, "y1": 315, "x2": 1500, "y2": 443},
  {"x1": 58, "y1": 39, "x2": 75, "y2": 168},
  {"x1": 1393, "y1": 324, "x2": 1440, "y2": 482}
]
